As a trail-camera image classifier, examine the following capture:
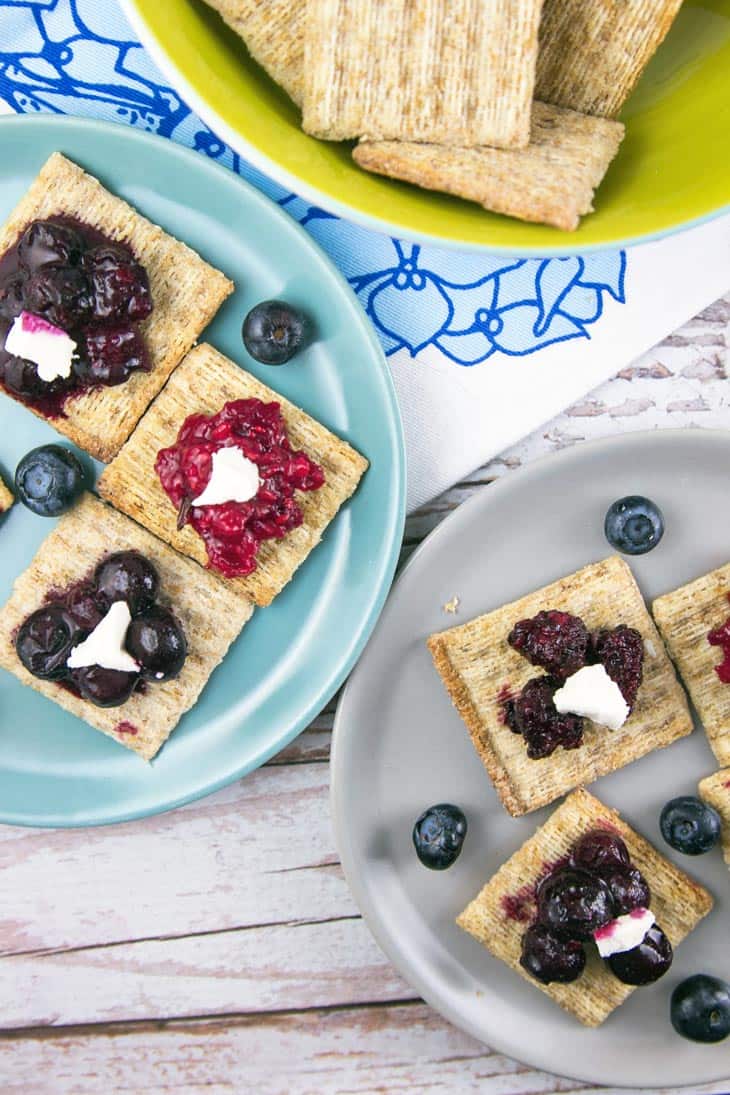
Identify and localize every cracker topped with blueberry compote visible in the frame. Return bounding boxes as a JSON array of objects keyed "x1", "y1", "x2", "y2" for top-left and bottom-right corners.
[{"x1": 0, "y1": 153, "x2": 232, "y2": 461}]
